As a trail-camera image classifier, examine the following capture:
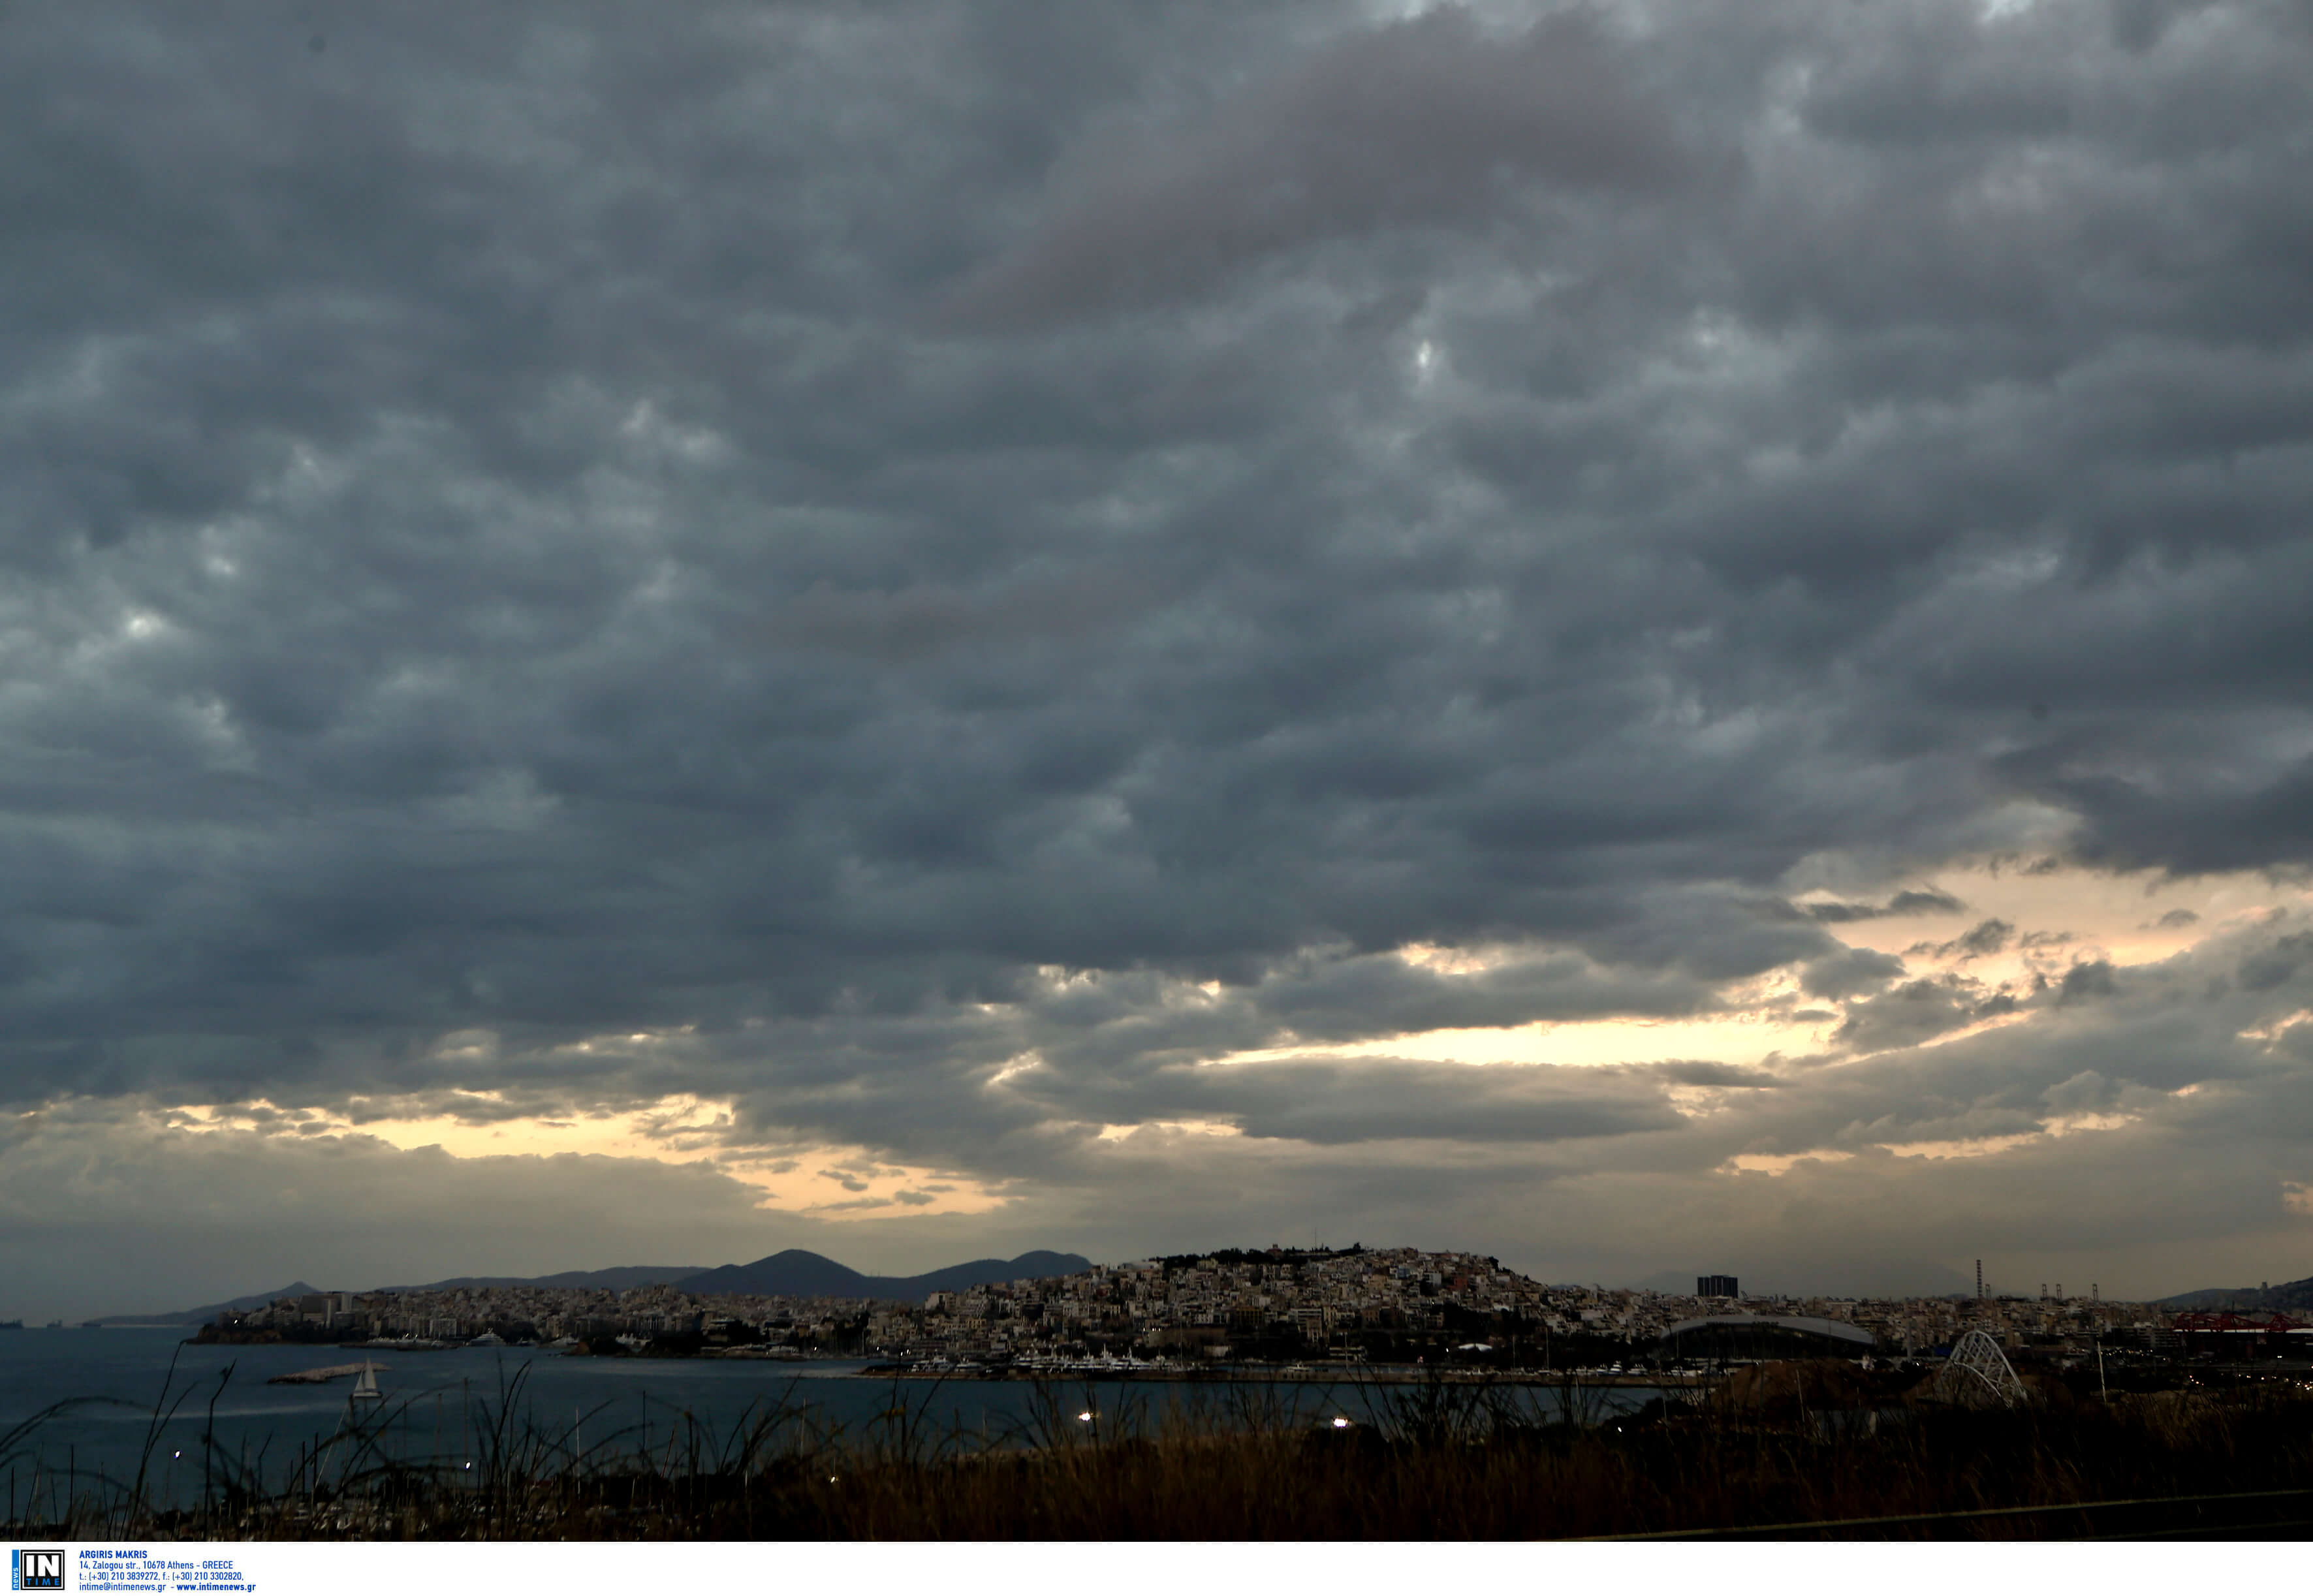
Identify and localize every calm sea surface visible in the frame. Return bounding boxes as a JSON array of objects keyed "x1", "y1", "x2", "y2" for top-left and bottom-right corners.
[{"x1": 1, "y1": 1328, "x2": 1652, "y2": 1513}]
